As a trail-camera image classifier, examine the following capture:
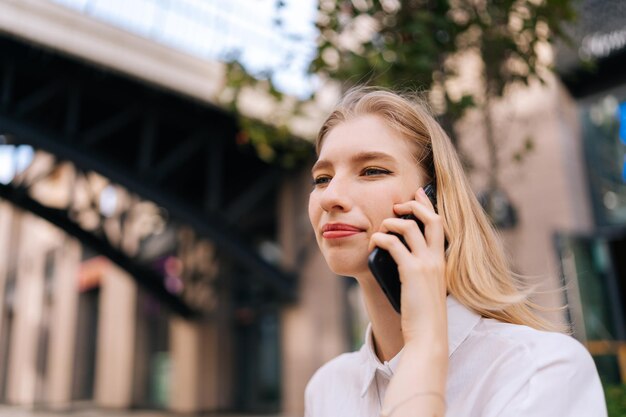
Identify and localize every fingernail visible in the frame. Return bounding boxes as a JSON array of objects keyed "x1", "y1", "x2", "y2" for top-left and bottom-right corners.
[{"x1": 418, "y1": 187, "x2": 426, "y2": 196}]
